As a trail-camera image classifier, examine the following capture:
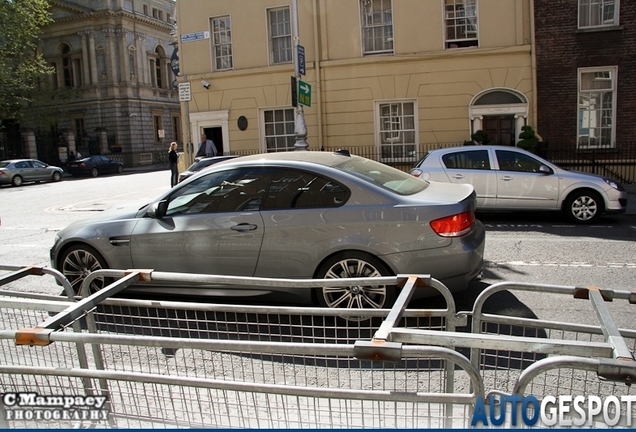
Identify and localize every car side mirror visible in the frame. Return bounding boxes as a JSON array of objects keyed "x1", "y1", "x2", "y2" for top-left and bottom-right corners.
[
  {"x1": 147, "y1": 200, "x2": 168, "y2": 219},
  {"x1": 539, "y1": 165, "x2": 552, "y2": 174}
]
